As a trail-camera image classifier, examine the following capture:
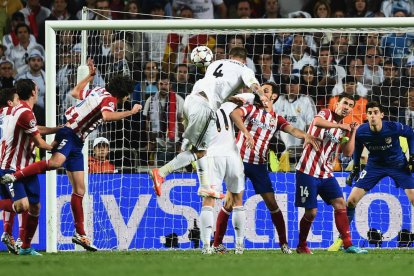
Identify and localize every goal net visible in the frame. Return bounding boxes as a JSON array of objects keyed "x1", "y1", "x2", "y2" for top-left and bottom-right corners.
[{"x1": 45, "y1": 16, "x2": 414, "y2": 252}]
